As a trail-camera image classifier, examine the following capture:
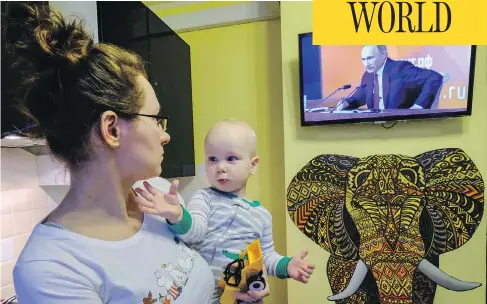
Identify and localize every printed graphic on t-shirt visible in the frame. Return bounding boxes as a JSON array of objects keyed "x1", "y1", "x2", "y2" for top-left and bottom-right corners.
[
  {"x1": 143, "y1": 291, "x2": 157, "y2": 304},
  {"x1": 143, "y1": 237, "x2": 197, "y2": 303}
]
